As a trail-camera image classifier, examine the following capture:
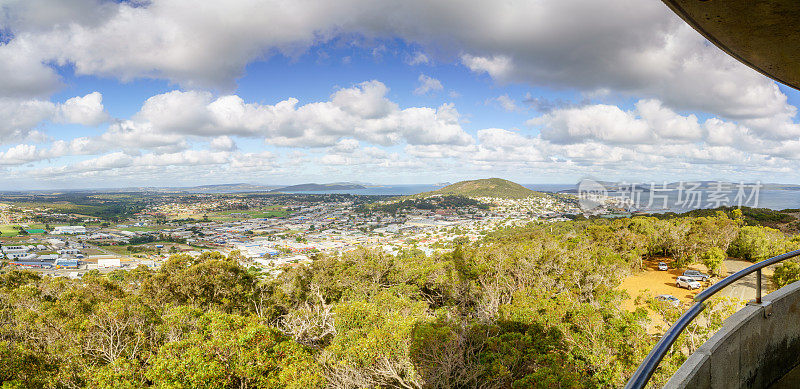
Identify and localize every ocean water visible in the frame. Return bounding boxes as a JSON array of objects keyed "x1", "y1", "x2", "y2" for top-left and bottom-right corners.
[
  {"x1": 603, "y1": 189, "x2": 800, "y2": 213},
  {"x1": 524, "y1": 184, "x2": 576, "y2": 193}
]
